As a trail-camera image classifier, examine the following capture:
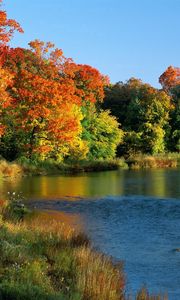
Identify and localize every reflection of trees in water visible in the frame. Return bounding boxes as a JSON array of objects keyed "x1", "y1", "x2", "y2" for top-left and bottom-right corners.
[
  {"x1": 1, "y1": 169, "x2": 179, "y2": 201},
  {"x1": 0, "y1": 177, "x2": 22, "y2": 199}
]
